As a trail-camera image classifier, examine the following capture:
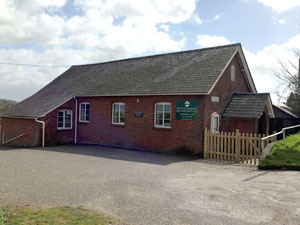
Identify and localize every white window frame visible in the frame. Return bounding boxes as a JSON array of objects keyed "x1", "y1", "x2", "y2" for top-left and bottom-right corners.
[
  {"x1": 112, "y1": 102, "x2": 125, "y2": 125},
  {"x1": 210, "y1": 112, "x2": 219, "y2": 133},
  {"x1": 79, "y1": 102, "x2": 90, "y2": 123},
  {"x1": 231, "y1": 64, "x2": 236, "y2": 82},
  {"x1": 57, "y1": 110, "x2": 72, "y2": 130},
  {"x1": 154, "y1": 102, "x2": 171, "y2": 128}
]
